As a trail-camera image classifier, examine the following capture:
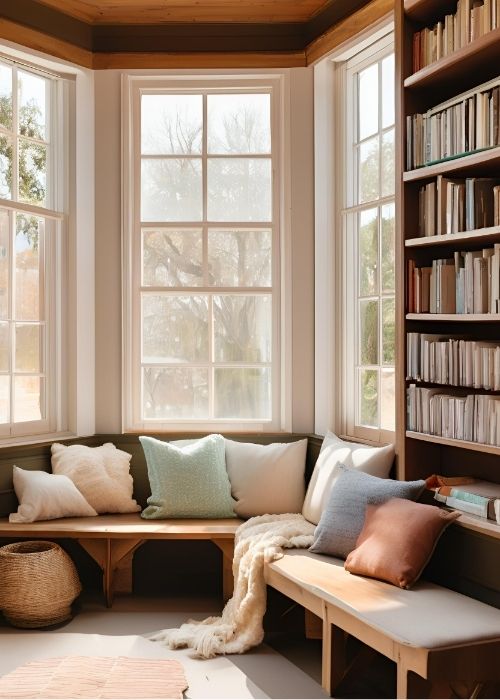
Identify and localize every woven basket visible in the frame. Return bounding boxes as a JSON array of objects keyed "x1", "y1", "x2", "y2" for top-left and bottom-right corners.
[{"x1": 0, "y1": 540, "x2": 81, "y2": 628}]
